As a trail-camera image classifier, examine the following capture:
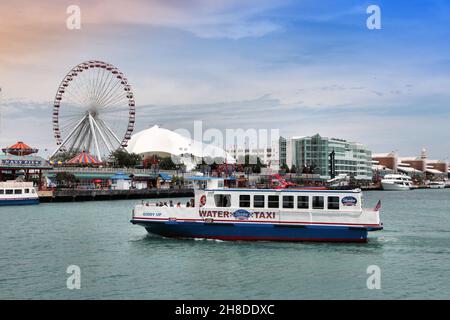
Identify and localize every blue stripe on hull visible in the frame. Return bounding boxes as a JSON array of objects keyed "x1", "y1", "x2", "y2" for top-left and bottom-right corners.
[
  {"x1": 132, "y1": 220, "x2": 369, "y2": 243},
  {"x1": 0, "y1": 198, "x2": 39, "y2": 206}
]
